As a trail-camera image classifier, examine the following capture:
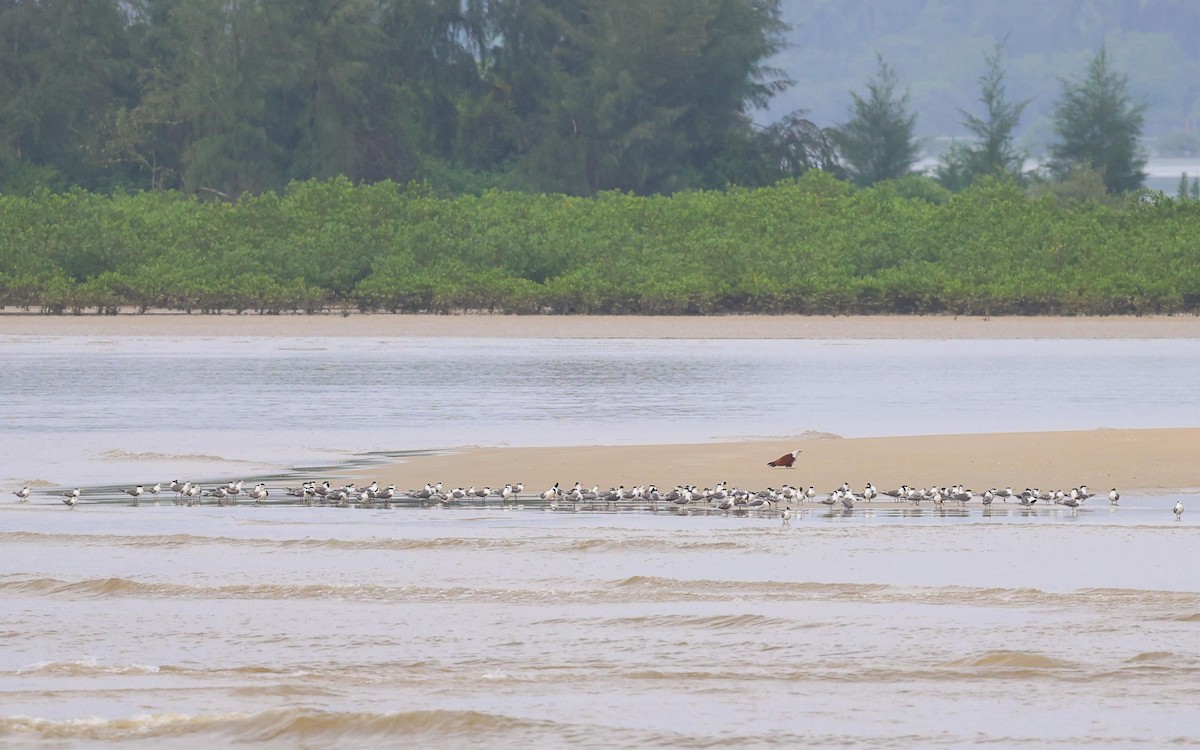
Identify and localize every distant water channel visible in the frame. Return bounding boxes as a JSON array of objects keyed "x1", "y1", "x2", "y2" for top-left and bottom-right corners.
[{"x1": 3, "y1": 335, "x2": 1199, "y2": 487}]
